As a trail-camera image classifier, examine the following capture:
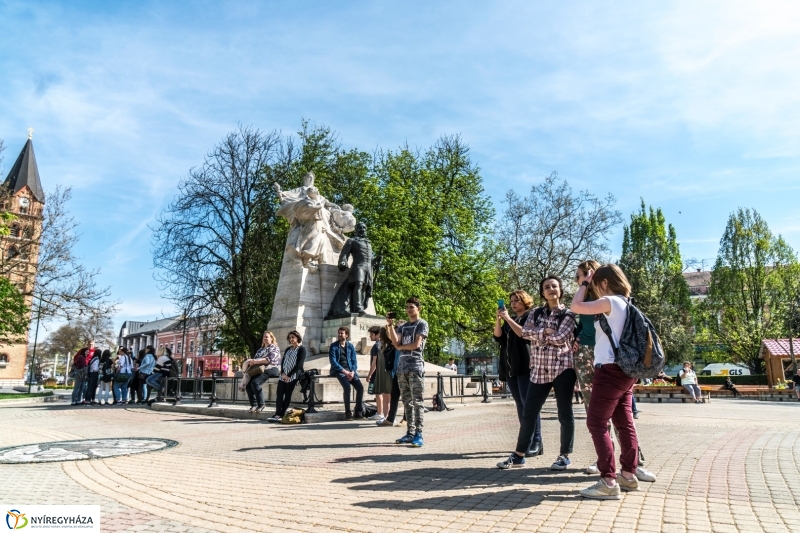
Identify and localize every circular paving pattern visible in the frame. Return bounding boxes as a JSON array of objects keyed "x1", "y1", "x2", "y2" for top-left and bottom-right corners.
[{"x1": 0, "y1": 438, "x2": 178, "y2": 464}]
